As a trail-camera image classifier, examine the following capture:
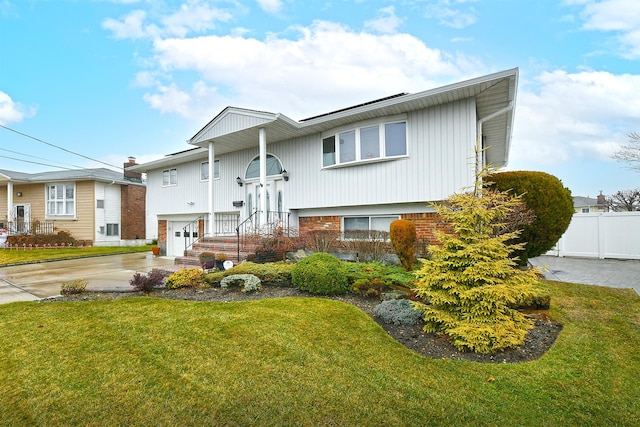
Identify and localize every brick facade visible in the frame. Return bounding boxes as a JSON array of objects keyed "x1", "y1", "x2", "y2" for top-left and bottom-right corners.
[
  {"x1": 298, "y1": 216, "x2": 341, "y2": 236},
  {"x1": 120, "y1": 184, "x2": 146, "y2": 240}
]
